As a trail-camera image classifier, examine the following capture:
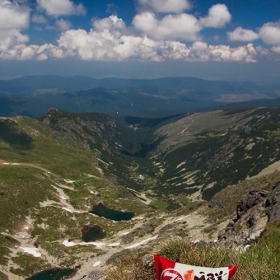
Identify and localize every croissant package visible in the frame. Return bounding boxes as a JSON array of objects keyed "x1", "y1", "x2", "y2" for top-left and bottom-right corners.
[{"x1": 154, "y1": 255, "x2": 238, "y2": 280}]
